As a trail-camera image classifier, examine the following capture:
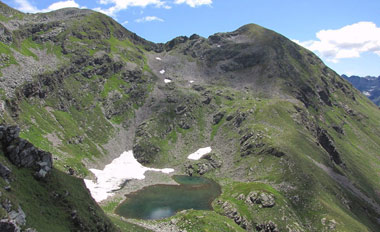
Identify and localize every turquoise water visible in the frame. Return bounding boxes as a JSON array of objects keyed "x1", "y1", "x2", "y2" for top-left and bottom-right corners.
[{"x1": 115, "y1": 175, "x2": 221, "y2": 220}]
